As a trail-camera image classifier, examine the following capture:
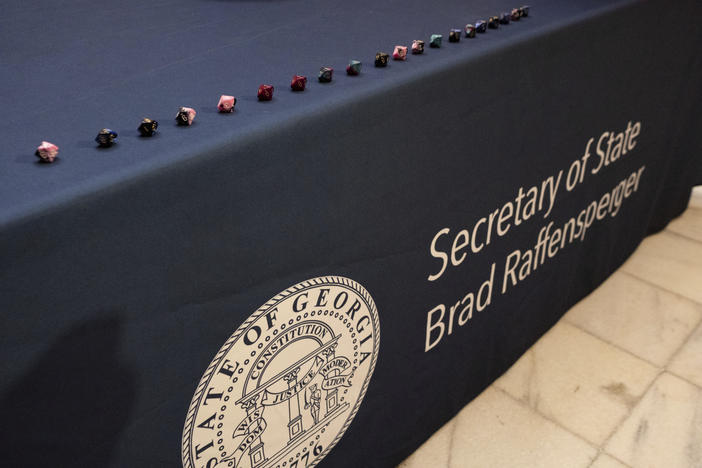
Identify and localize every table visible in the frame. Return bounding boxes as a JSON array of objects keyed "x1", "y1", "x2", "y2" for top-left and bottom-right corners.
[{"x1": 1, "y1": 0, "x2": 701, "y2": 466}]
